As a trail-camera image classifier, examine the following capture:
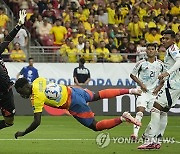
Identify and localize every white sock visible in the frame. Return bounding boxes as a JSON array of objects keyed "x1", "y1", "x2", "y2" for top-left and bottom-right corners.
[
  {"x1": 144, "y1": 107, "x2": 160, "y2": 143},
  {"x1": 156, "y1": 111, "x2": 168, "y2": 138},
  {"x1": 133, "y1": 111, "x2": 143, "y2": 137}
]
